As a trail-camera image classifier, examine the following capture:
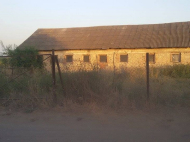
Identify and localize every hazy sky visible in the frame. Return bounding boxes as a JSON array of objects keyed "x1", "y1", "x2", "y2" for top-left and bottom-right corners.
[{"x1": 0, "y1": 0, "x2": 190, "y2": 52}]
